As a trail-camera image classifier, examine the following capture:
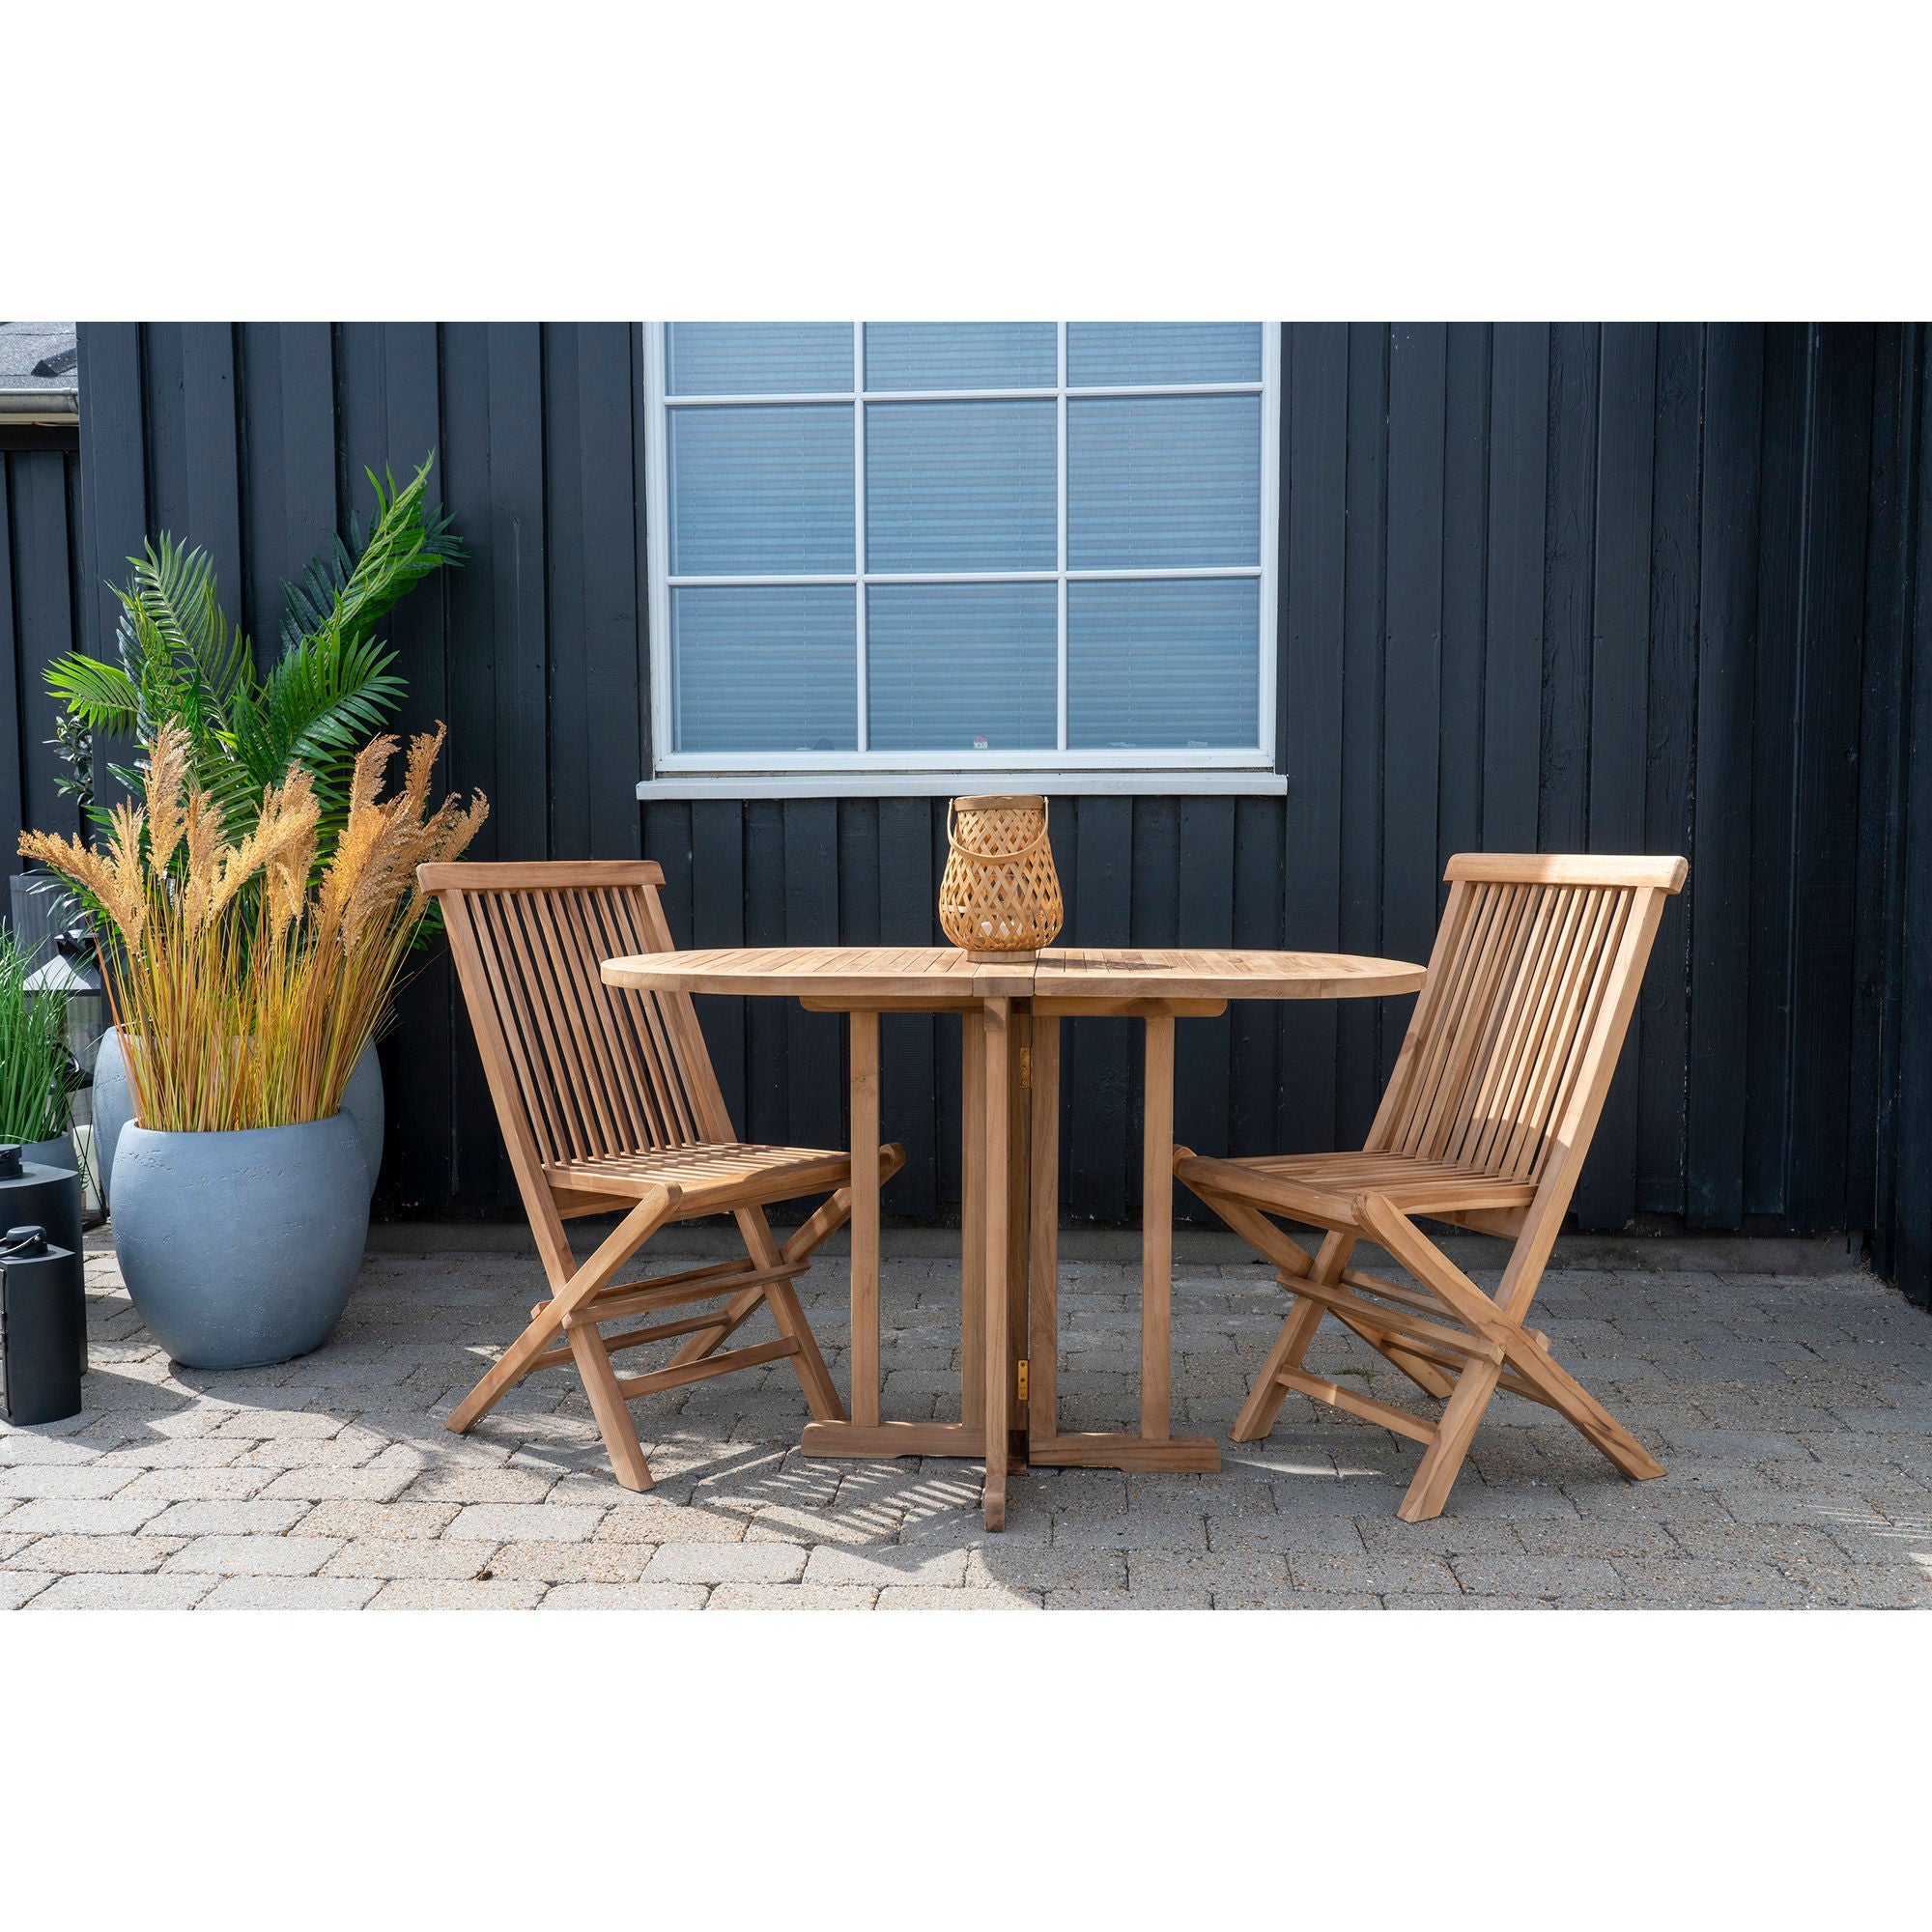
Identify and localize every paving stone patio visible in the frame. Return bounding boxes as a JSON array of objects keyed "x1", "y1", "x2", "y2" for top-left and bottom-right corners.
[{"x1": 3, "y1": 1235, "x2": 1929, "y2": 1610}]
